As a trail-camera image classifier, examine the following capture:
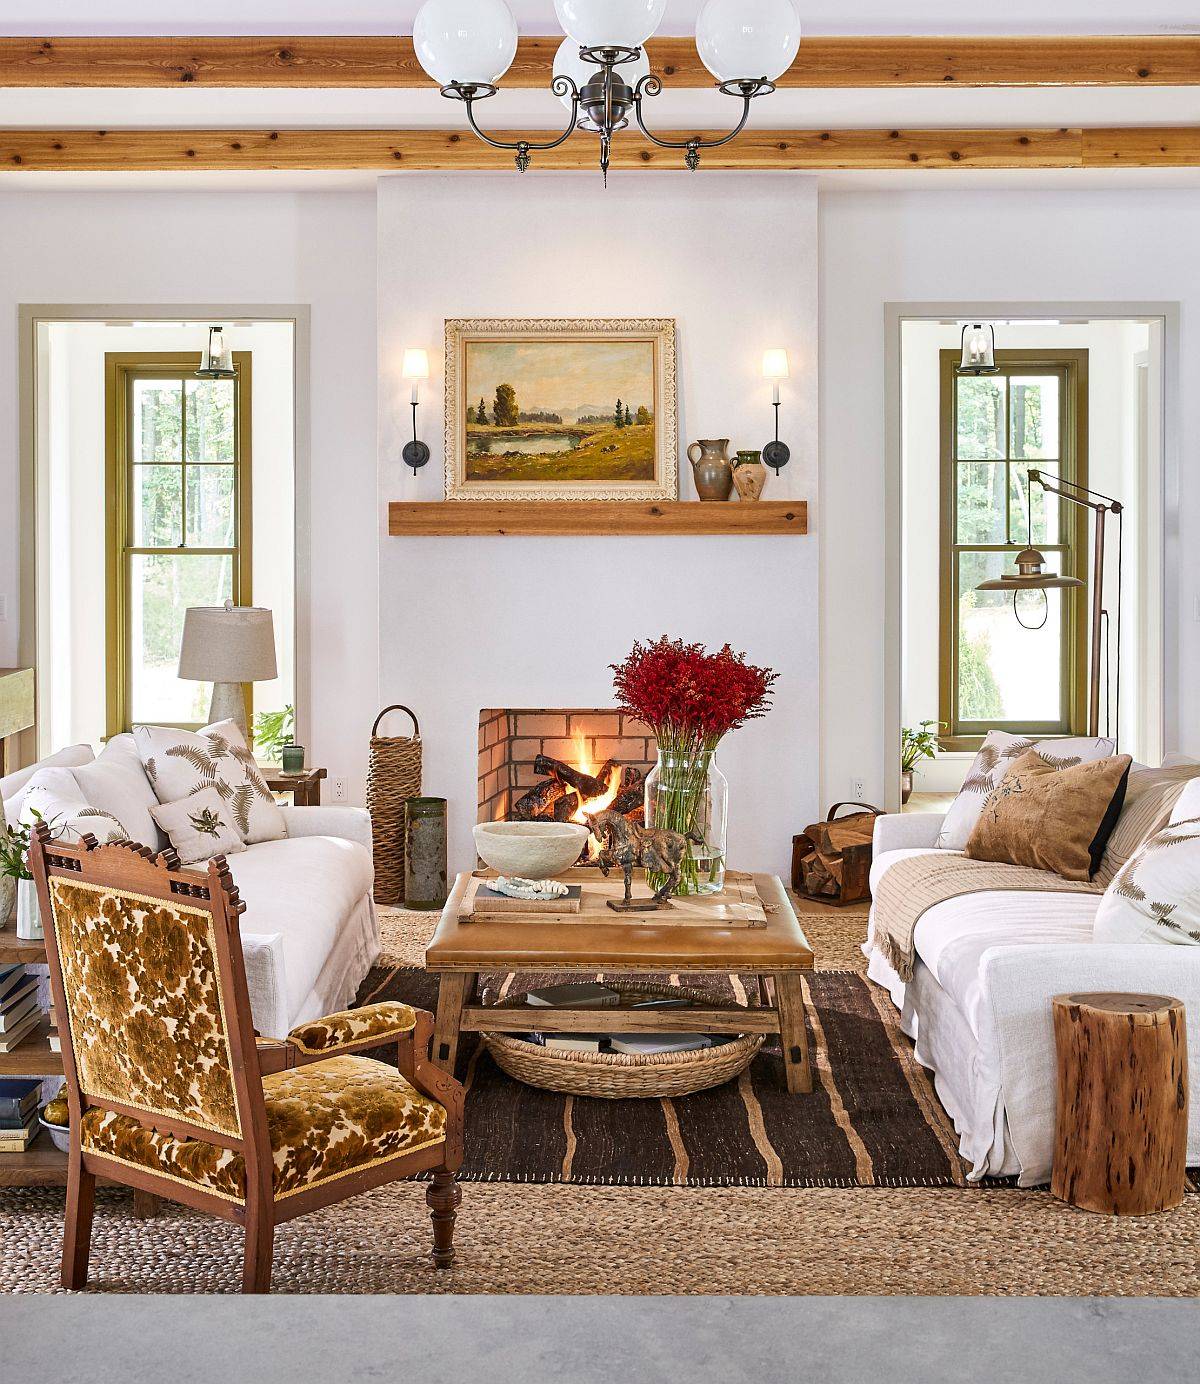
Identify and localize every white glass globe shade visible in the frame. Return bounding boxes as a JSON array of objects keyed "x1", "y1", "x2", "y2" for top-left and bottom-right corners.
[
  {"x1": 553, "y1": 0, "x2": 666, "y2": 49},
  {"x1": 552, "y1": 37, "x2": 650, "y2": 112},
  {"x1": 695, "y1": 0, "x2": 801, "y2": 83},
  {"x1": 413, "y1": 0, "x2": 519, "y2": 87}
]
